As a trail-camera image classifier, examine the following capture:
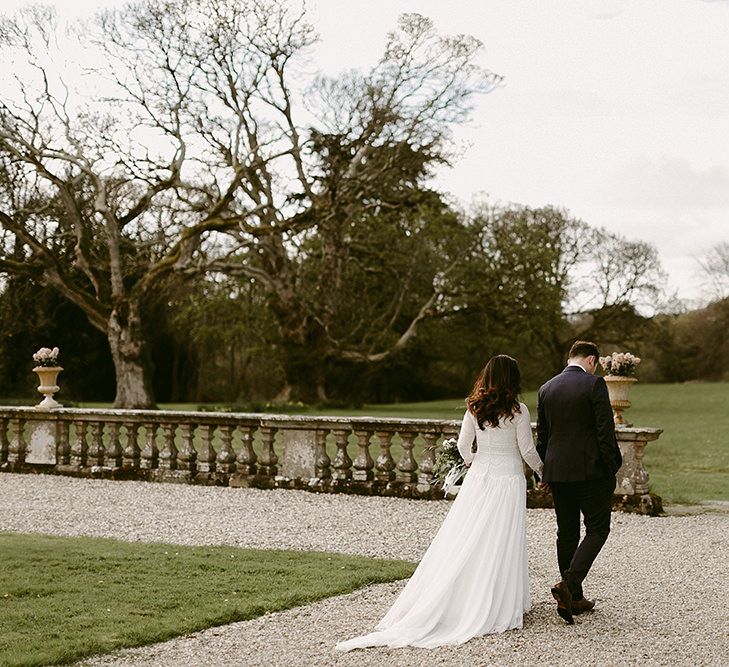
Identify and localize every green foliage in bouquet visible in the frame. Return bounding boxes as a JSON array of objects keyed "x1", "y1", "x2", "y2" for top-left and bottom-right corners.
[{"x1": 431, "y1": 438, "x2": 464, "y2": 484}]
